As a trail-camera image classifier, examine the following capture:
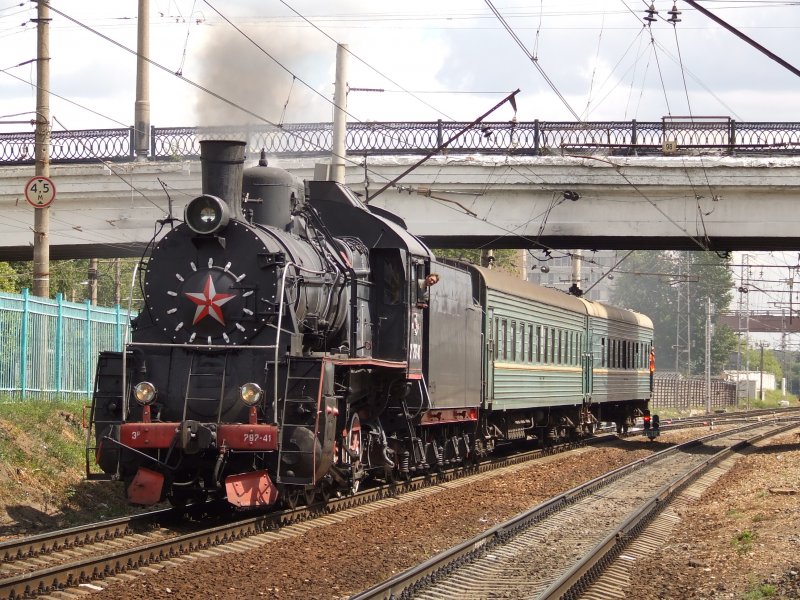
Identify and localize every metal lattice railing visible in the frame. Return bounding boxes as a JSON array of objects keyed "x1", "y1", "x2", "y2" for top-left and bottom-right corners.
[
  {"x1": 3, "y1": 119, "x2": 800, "y2": 165},
  {"x1": 0, "y1": 289, "x2": 133, "y2": 401}
]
